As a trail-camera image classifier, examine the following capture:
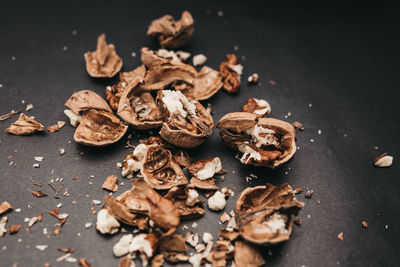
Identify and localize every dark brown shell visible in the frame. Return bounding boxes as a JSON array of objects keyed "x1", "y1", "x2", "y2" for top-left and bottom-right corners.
[
  {"x1": 217, "y1": 112, "x2": 296, "y2": 168},
  {"x1": 235, "y1": 183, "x2": 304, "y2": 245},
  {"x1": 219, "y1": 54, "x2": 241, "y2": 94},
  {"x1": 74, "y1": 109, "x2": 128, "y2": 146},
  {"x1": 164, "y1": 186, "x2": 205, "y2": 219},
  {"x1": 158, "y1": 91, "x2": 214, "y2": 148},
  {"x1": 84, "y1": 33, "x2": 122, "y2": 78},
  {"x1": 65, "y1": 90, "x2": 112, "y2": 114},
  {"x1": 141, "y1": 144, "x2": 188, "y2": 190},
  {"x1": 6, "y1": 113, "x2": 44, "y2": 135},
  {"x1": 147, "y1": 11, "x2": 194, "y2": 49},
  {"x1": 117, "y1": 78, "x2": 163, "y2": 130}
]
